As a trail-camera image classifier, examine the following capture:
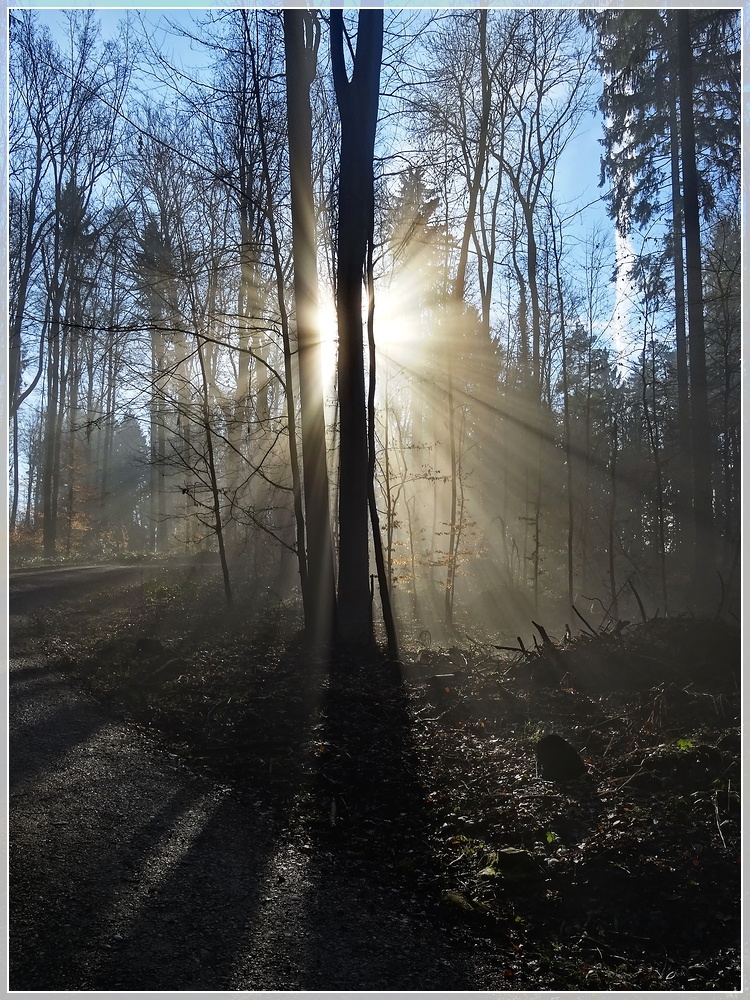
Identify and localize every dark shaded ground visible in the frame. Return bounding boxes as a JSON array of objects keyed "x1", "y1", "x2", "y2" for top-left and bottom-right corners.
[
  {"x1": 11, "y1": 658, "x2": 504, "y2": 990},
  {"x1": 10, "y1": 563, "x2": 742, "y2": 990}
]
